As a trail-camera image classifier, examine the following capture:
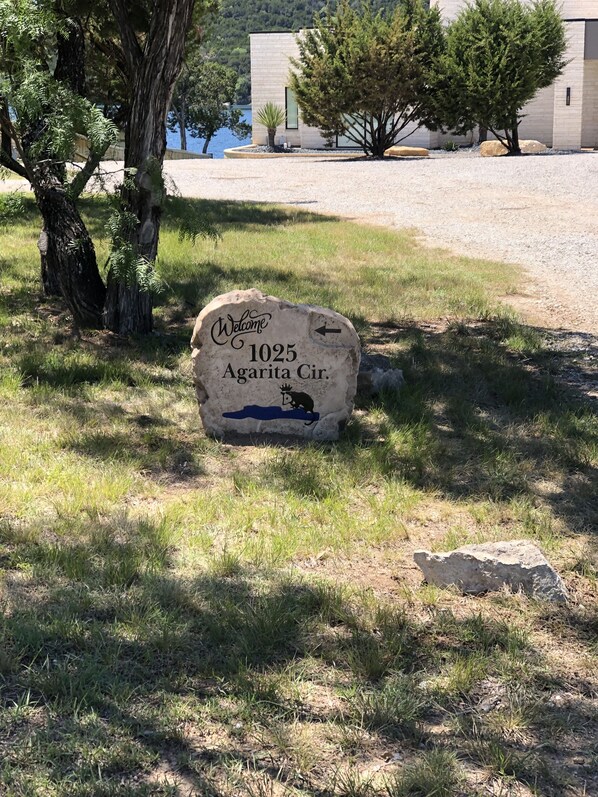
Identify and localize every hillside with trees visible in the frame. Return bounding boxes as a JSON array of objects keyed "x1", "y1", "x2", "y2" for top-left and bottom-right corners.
[
  {"x1": 205, "y1": 1, "x2": 326, "y2": 103},
  {"x1": 206, "y1": 1, "x2": 400, "y2": 103}
]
